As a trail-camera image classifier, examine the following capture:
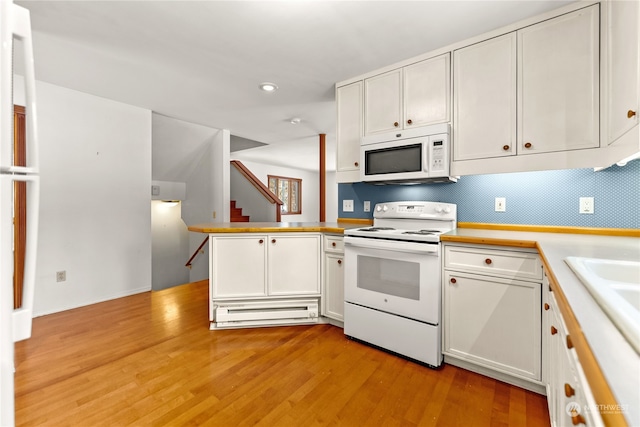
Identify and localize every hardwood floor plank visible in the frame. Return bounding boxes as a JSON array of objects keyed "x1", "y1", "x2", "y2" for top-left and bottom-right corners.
[{"x1": 14, "y1": 281, "x2": 550, "y2": 426}]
